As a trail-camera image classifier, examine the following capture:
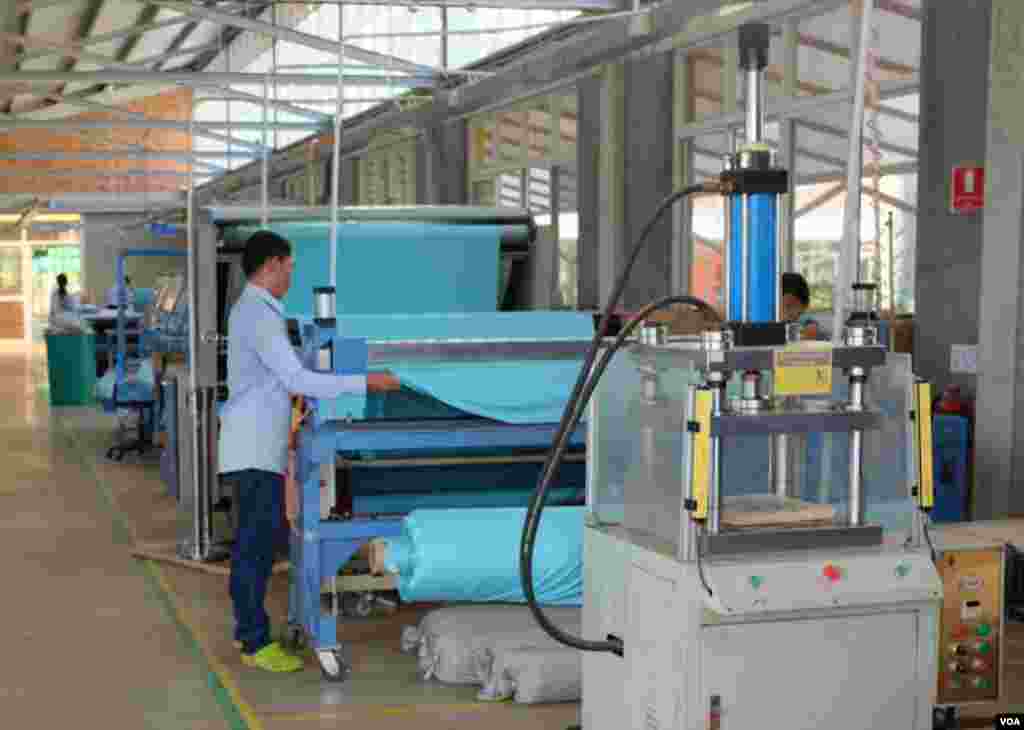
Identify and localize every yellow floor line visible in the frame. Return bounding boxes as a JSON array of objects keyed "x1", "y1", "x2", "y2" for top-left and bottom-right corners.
[
  {"x1": 145, "y1": 559, "x2": 267, "y2": 730},
  {"x1": 263, "y1": 703, "x2": 497, "y2": 722}
]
